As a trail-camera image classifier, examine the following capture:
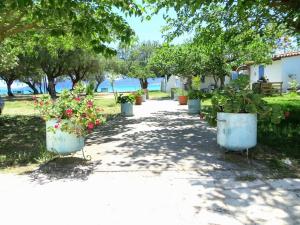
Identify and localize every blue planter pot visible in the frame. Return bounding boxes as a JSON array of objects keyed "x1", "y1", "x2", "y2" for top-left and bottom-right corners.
[
  {"x1": 188, "y1": 99, "x2": 201, "y2": 114},
  {"x1": 121, "y1": 102, "x2": 133, "y2": 117},
  {"x1": 46, "y1": 120, "x2": 85, "y2": 154},
  {"x1": 217, "y1": 113, "x2": 257, "y2": 151}
]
